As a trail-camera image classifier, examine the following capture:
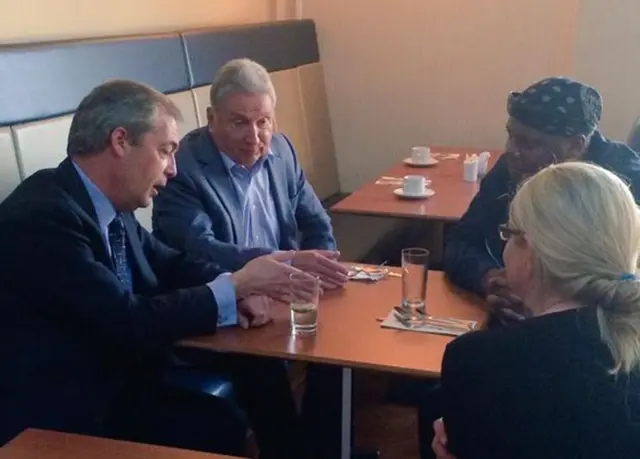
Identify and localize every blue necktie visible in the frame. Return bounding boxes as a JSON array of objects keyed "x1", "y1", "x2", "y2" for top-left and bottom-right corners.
[{"x1": 108, "y1": 214, "x2": 132, "y2": 292}]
